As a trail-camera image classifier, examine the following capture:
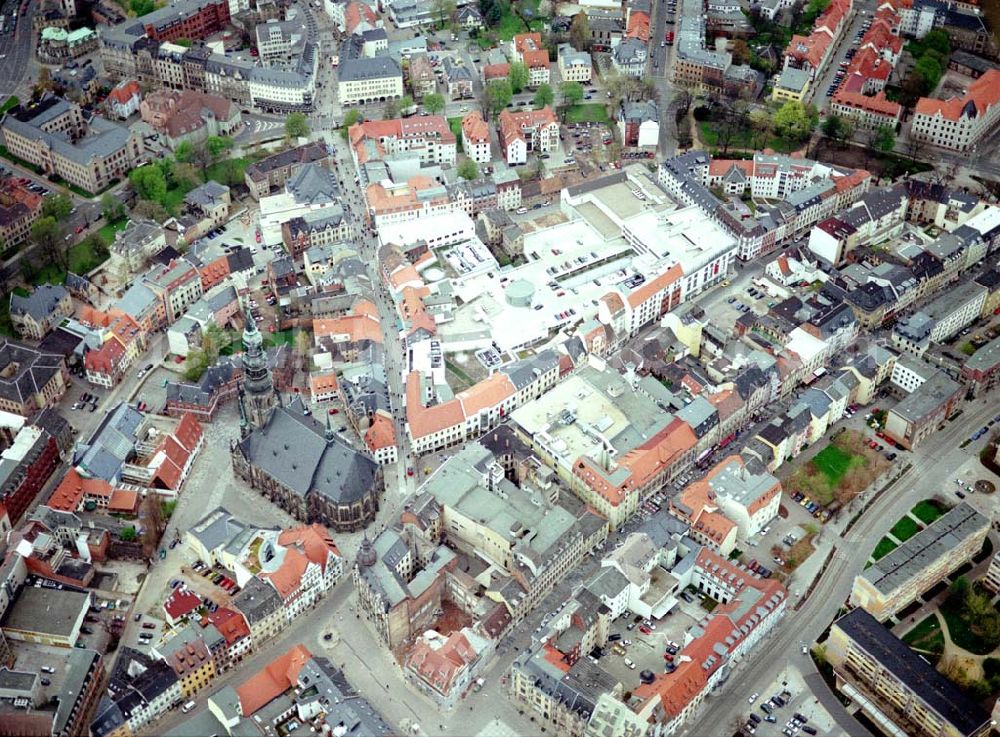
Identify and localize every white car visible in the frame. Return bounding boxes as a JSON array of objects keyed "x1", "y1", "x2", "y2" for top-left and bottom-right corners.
[{"x1": 748, "y1": 692, "x2": 759, "y2": 703}]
